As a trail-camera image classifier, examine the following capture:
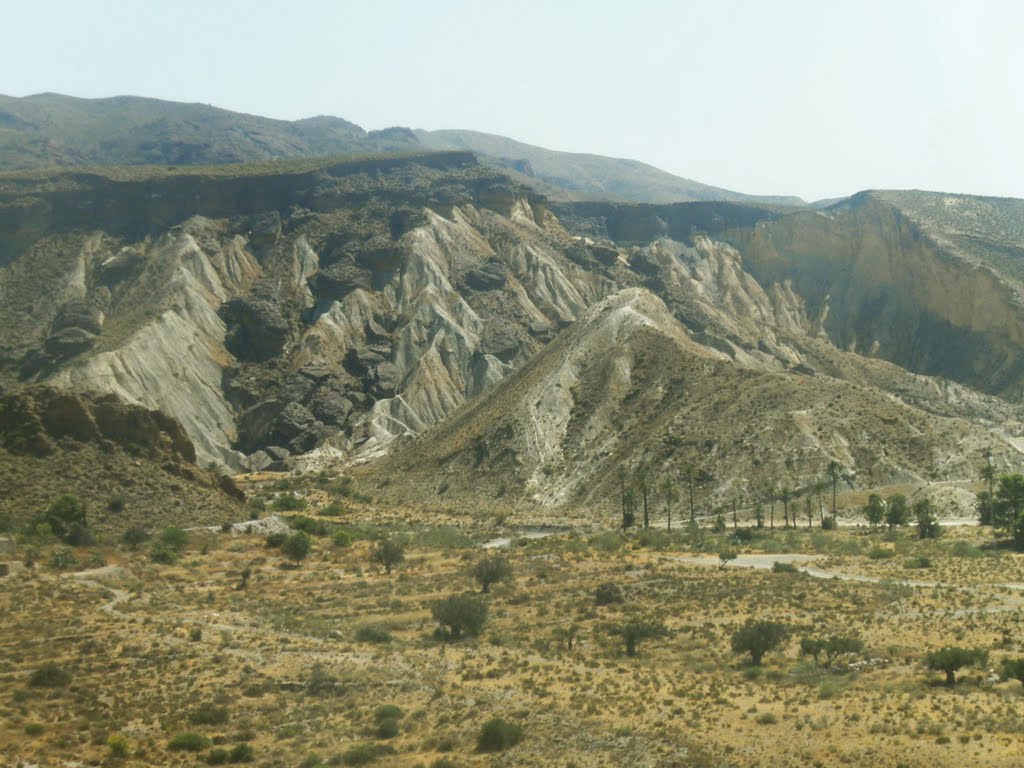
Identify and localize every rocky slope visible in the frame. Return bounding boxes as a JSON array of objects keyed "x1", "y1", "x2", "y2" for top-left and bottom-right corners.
[
  {"x1": 0, "y1": 153, "x2": 615, "y2": 471},
  {"x1": 0, "y1": 386, "x2": 242, "y2": 532},
  {"x1": 3, "y1": 149, "x2": 1024, "y2": 518}
]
